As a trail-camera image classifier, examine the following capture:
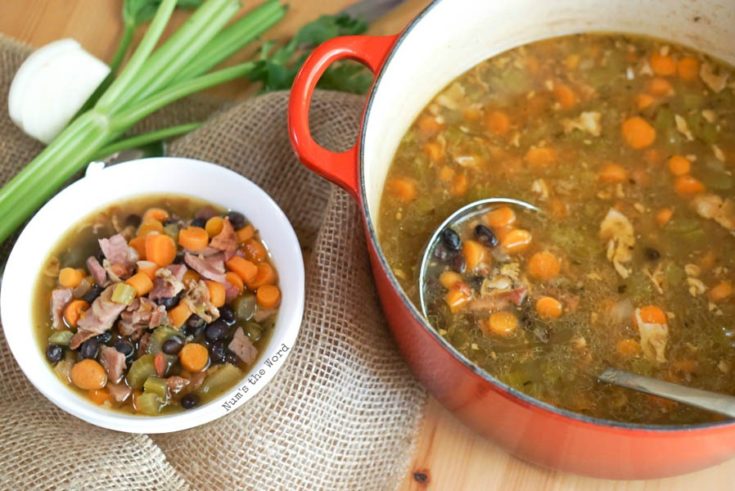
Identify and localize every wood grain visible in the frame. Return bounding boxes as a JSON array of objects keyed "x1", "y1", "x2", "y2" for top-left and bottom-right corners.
[{"x1": 1, "y1": 1, "x2": 734, "y2": 489}]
